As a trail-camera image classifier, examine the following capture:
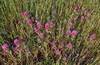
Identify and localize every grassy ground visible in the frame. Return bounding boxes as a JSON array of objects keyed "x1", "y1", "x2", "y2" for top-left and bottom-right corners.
[{"x1": 0, "y1": 0, "x2": 100, "y2": 65}]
